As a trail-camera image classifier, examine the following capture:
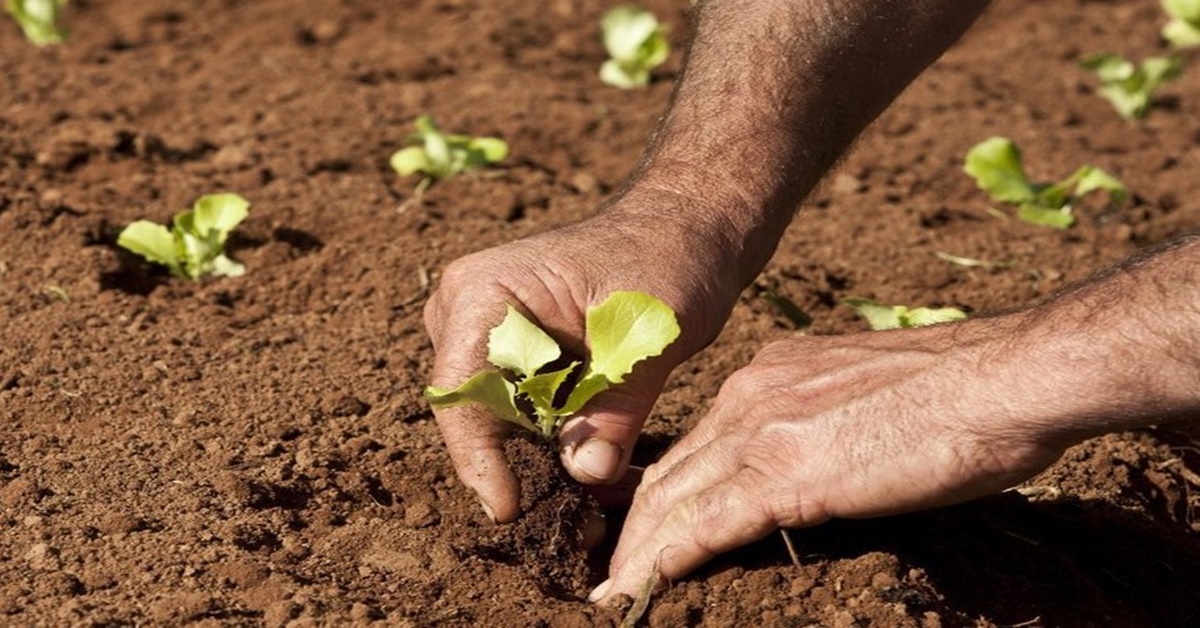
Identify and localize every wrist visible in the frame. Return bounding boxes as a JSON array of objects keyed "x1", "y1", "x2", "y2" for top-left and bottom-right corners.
[
  {"x1": 608, "y1": 166, "x2": 793, "y2": 292},
  {"x1": 985, "y1": 299, "x2": 1199, "y2": 449}
]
